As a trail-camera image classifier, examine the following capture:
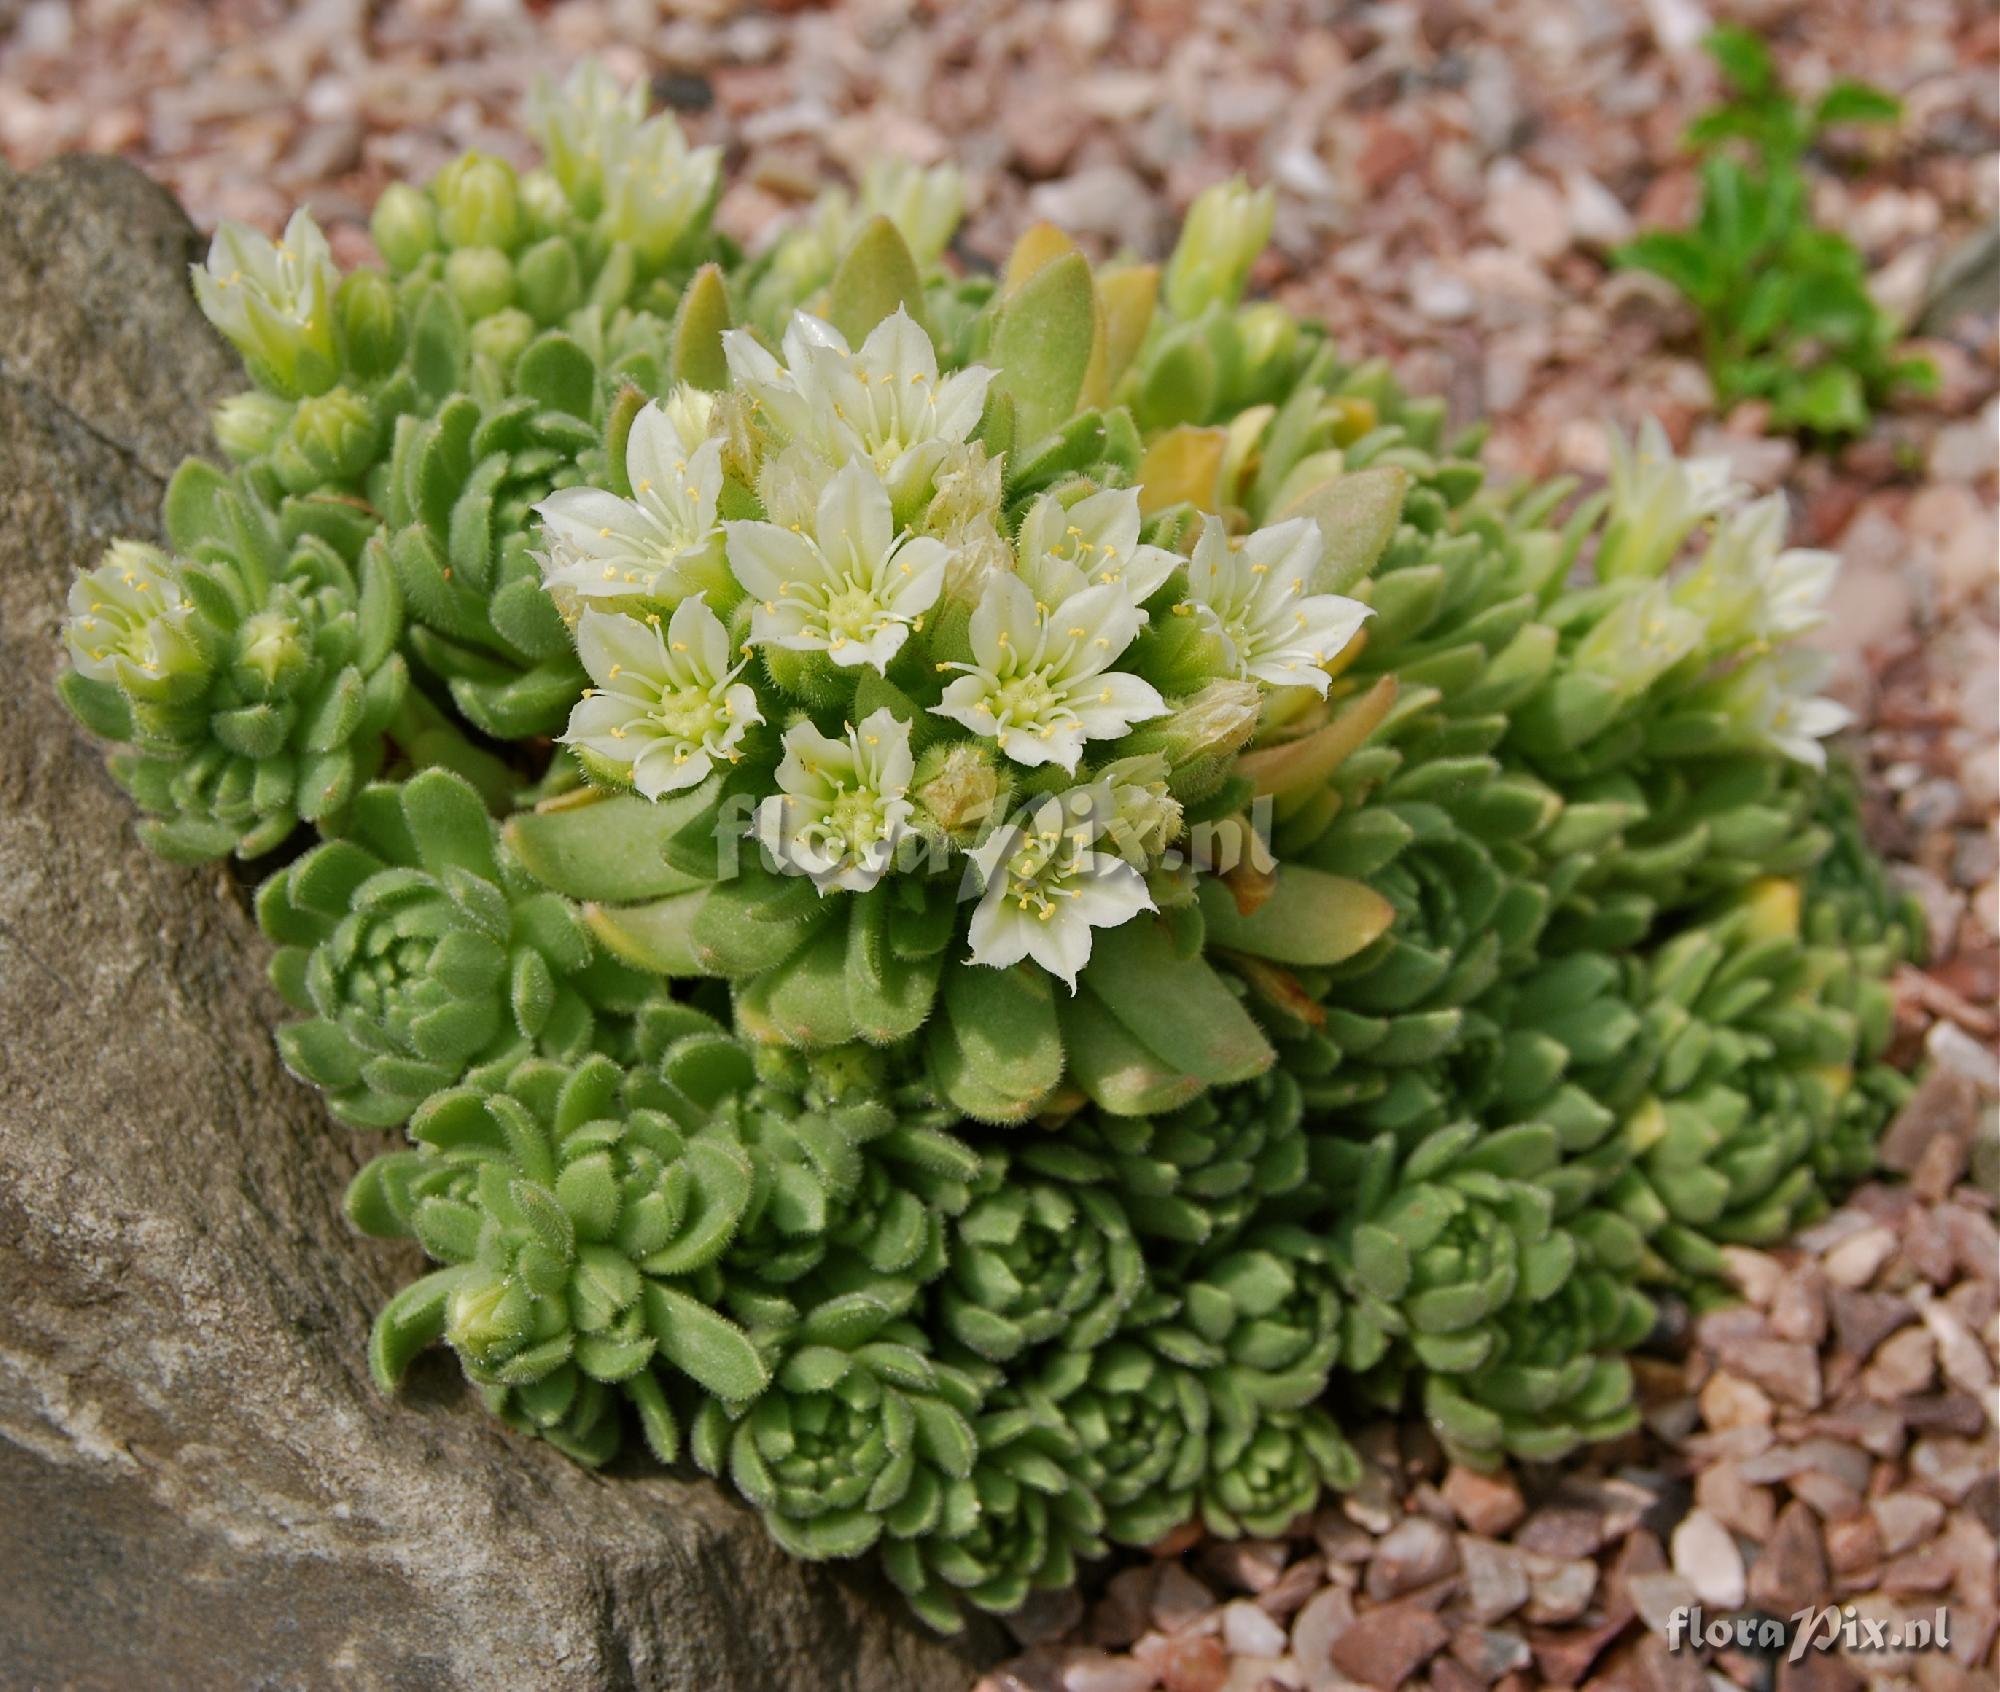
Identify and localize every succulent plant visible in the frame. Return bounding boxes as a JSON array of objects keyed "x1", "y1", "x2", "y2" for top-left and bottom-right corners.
[
  {"x1": 1600, "y1": 873, "x2": 1917, "y2": 1284},
  {"x1": 1200, "y1": 1404, "x2": 1359, "y2": 1538},
  {"x1": 935, "y1": 1152, "x2": 1145, "y2": 1362},
  {"x1": 355, "y1": 1050, "x2": 767, "y2": 1464},
  {"x1": 690, "y1": 1291, "x2": 983, "y2": 1562},
  {"x1": 637, "y1": 1010, "x2": 981, "y2": 1291},
  {"x1": 57, "y1": 485, "x2": 417, "y2": 861},
  {"x1": 1019, "y1": 1065, "x2": 1310, "y2": 1254},
  {"x1": 1028, "y1": 1336, "x2": 1210, "y2": 1547},
  {"x1": 1422, "y1": 1260, "x2": 1653, "y2": 1468},
  {"x1": 881, "y1": 1385, "x2": 1107, "y2": 1633},
  {"x1": 57, "y1": 66, "x2": 1926, "y2": 1637},
  {"x1": 1147, "y1": 1224, "x2": 1346, "y2": 1424},
  {"x1": 257, "y1": 769, "x2": 649, "y2": 1126}
]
